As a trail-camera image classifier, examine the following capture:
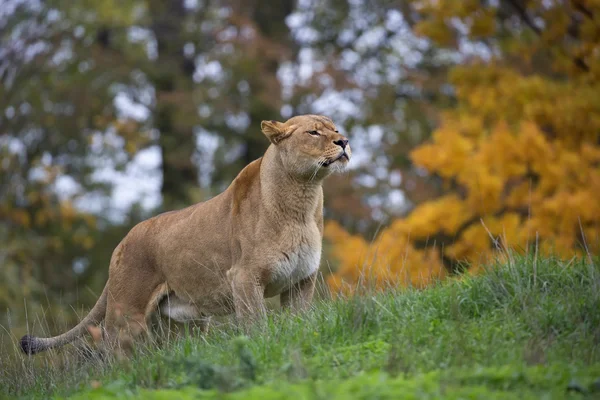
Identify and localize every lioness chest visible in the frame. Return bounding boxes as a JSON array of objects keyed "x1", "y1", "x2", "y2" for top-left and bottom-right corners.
[{"x1": 264, "y1": 241, "x2": 321, "y2": 298}]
